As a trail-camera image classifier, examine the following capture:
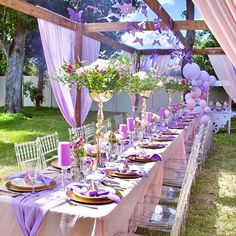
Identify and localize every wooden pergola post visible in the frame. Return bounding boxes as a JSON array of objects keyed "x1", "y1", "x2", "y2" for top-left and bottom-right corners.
[{"x1": 74, "y1": 24, "x2": 83, "y2": 127}]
